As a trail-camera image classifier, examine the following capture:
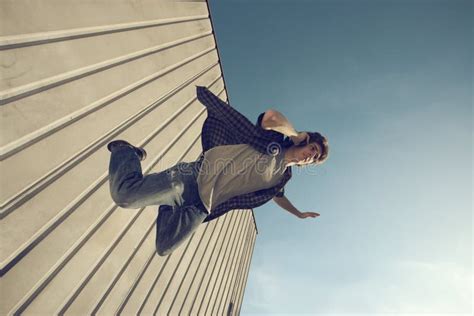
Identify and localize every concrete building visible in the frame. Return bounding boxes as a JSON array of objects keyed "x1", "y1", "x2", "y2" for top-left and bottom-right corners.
[{"x1": 0, "y1": 1, "x2": 258, "y2": 314}]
